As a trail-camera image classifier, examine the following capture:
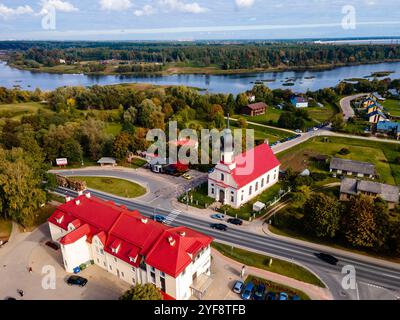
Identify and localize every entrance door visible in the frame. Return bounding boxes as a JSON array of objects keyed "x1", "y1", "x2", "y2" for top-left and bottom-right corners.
[{"x1": 219, "y1": 190, "x2": 225, "y2": 204}]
